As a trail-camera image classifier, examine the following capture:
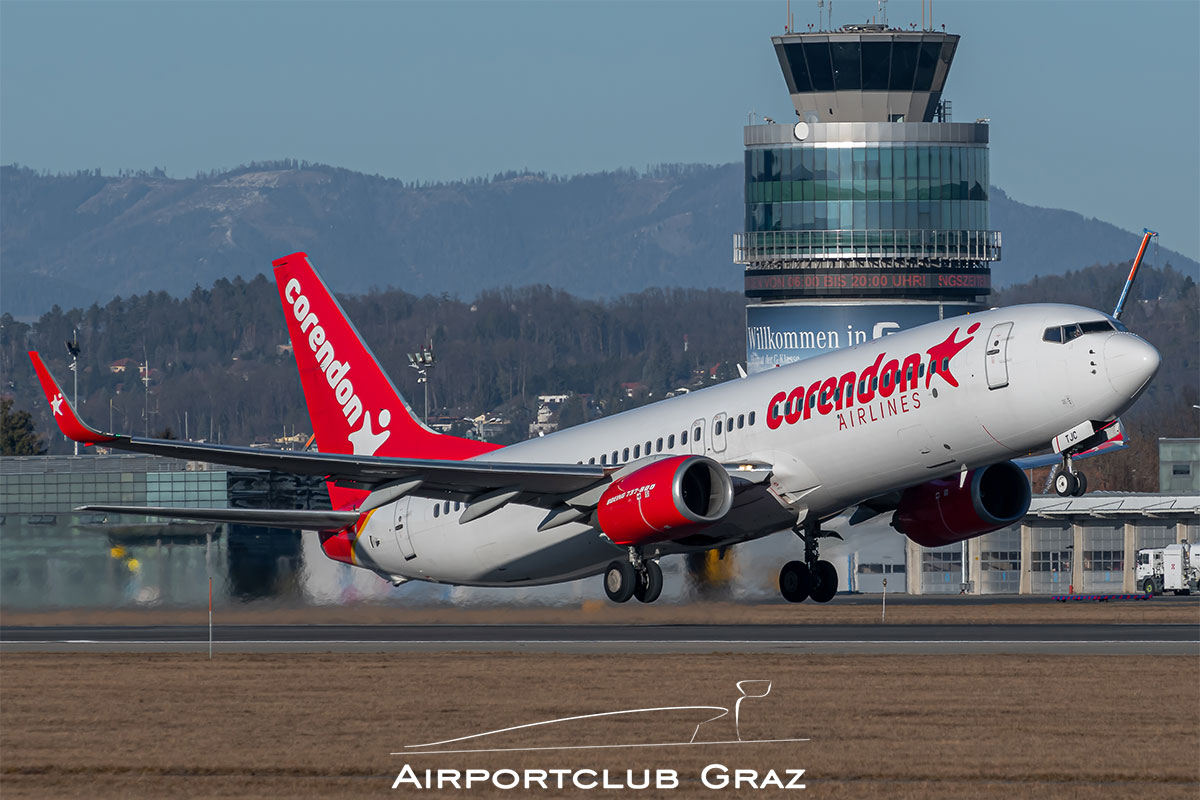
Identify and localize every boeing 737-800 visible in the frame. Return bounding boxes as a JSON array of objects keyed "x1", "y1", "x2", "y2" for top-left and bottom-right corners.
[{"x1": 30, "y1": 252, "x2": 1159, "y2": 603}]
